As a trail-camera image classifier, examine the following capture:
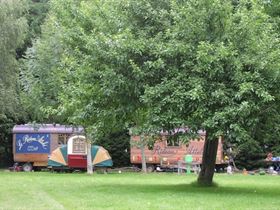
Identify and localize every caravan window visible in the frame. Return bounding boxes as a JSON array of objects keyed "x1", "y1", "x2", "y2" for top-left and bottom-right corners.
[
  {"x1": 72, "y1": 137, "x2": 86, "y2": 153},
  {"x1": 58, "y1": 134, "x2": 71, "y2": 145}
]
